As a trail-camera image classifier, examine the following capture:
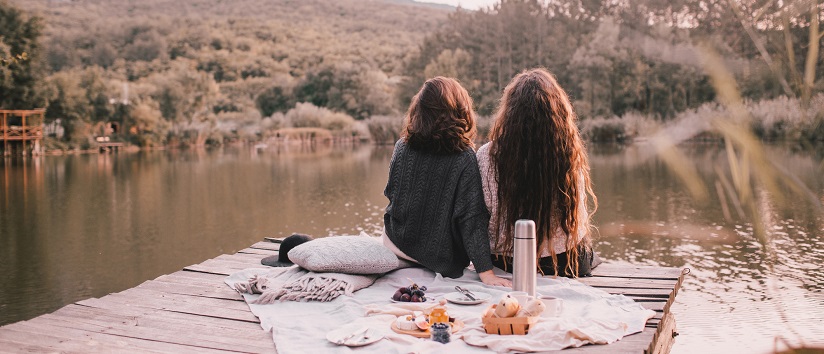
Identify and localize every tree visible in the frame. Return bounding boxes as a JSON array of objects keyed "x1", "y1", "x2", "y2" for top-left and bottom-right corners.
[
  {"x1": 294, "y1": 62, "x2": 394, "y2": 119},
  {"x1": 256, "y1": 85, "x2": 294, "y2": 117},
  {"x1": 0, "y1": 0, "x2": 46, "y2": 109},
  {"x1": 44, "y1": 70, "x2": 89, "y2": 141}
]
